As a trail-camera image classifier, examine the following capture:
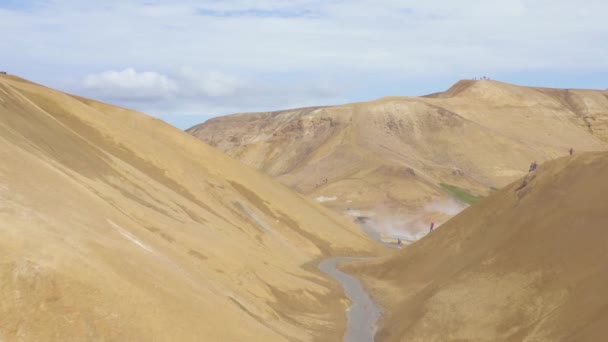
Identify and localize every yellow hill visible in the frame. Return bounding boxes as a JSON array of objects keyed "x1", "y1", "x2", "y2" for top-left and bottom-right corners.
[
  {"x1": 188, "y1": 81, "x2": 608, "y2": 237},
  {"x1": 0, "y1": 74, "x2": 380, "y2": 341},
  {"x1": 348, "y1": 152, "x2": 608, "y2": 341}
]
